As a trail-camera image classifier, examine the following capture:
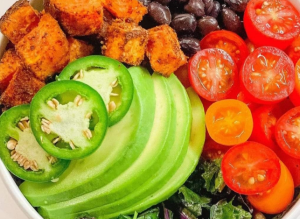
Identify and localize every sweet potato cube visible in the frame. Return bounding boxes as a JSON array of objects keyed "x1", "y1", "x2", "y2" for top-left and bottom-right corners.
[
  {"x1": 104, "y1": 0, "x2": 147, "y2": 23},
  {"x1": 0, "y1": 49, "x2": 23, "y2": 93},
  {"x1": 103, "y1": 20, "x2": 148, "y2": 66},
  {"x1": 0, "y1": 0, "x2": 40, "y2": 44},
  {"x1": 44, "y1": 0, "x2": 103, "y2": 36},
  {"x1": 146, "y1": 25, "x2": 187, "y2": 77},
  {"x1": 16, "y1": 13, "x2": 69, "y2": 81},
  {"x1": 68, "y1": 37, "x2": 94, "y2": 63},
  {"x1": 0, "y1": 70, "x2": 44, "y2": 108}
]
